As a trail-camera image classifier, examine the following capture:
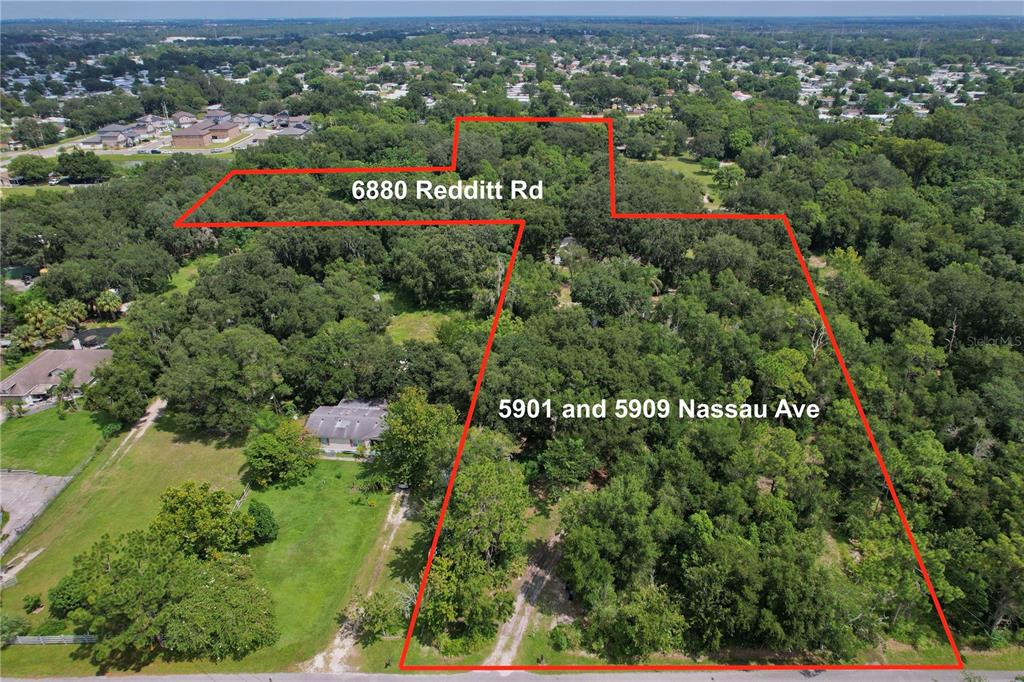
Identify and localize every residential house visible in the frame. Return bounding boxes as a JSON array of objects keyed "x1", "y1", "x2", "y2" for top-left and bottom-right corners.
[
  {"x1": 305, "y1": 400, "x2": 387, "y2": 454},
  {"x1": 171, "y1": 111, "x2": 198, "y2": 127},
  {"x1": 276, "y1": 125, "x2": 310, "y2": 139},
  {"x1": 170, "y1": 124, "x2": 213, "y2": 148},
  {"x1": 0, "y1": 349, "x2": 112, "y2": 406},
  {"x1": 209, "y1": 120, "x2": 240, "y2": 141}
]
